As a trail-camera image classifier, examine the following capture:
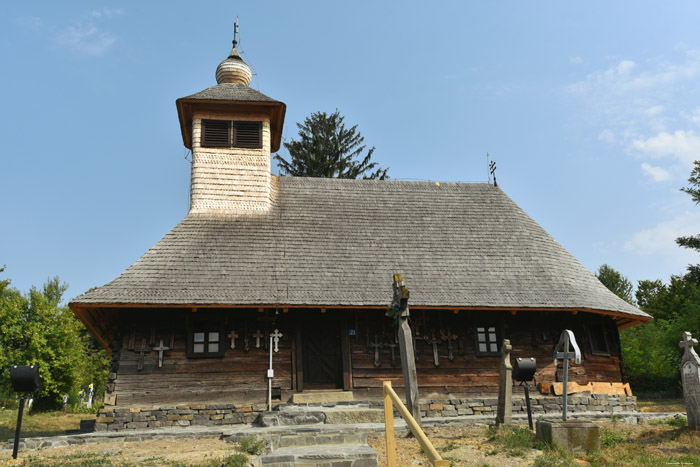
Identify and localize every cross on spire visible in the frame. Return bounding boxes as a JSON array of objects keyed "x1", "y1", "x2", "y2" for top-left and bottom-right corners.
[{"x1": 232, "y1": 16, "x2": 240, "y2": 48}]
